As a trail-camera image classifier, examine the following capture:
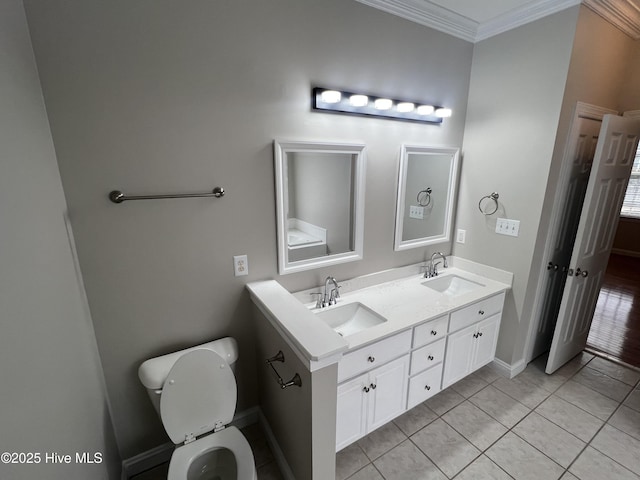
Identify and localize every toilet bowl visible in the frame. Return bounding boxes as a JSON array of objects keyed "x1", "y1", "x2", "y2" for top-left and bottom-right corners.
[{"x1": 139, "y1": 338, "x2": 257, "y2": 480}]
